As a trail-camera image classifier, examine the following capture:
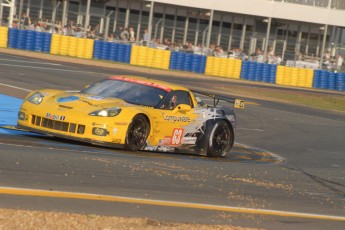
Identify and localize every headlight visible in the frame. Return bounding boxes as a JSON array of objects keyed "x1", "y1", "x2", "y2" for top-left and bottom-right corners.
[
  {"x1": 89, "y1": 107, "x2": 122, "y2": 117},
  {"x1": 28, "y1": 92, "x2": 44, "y2": 105}
]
